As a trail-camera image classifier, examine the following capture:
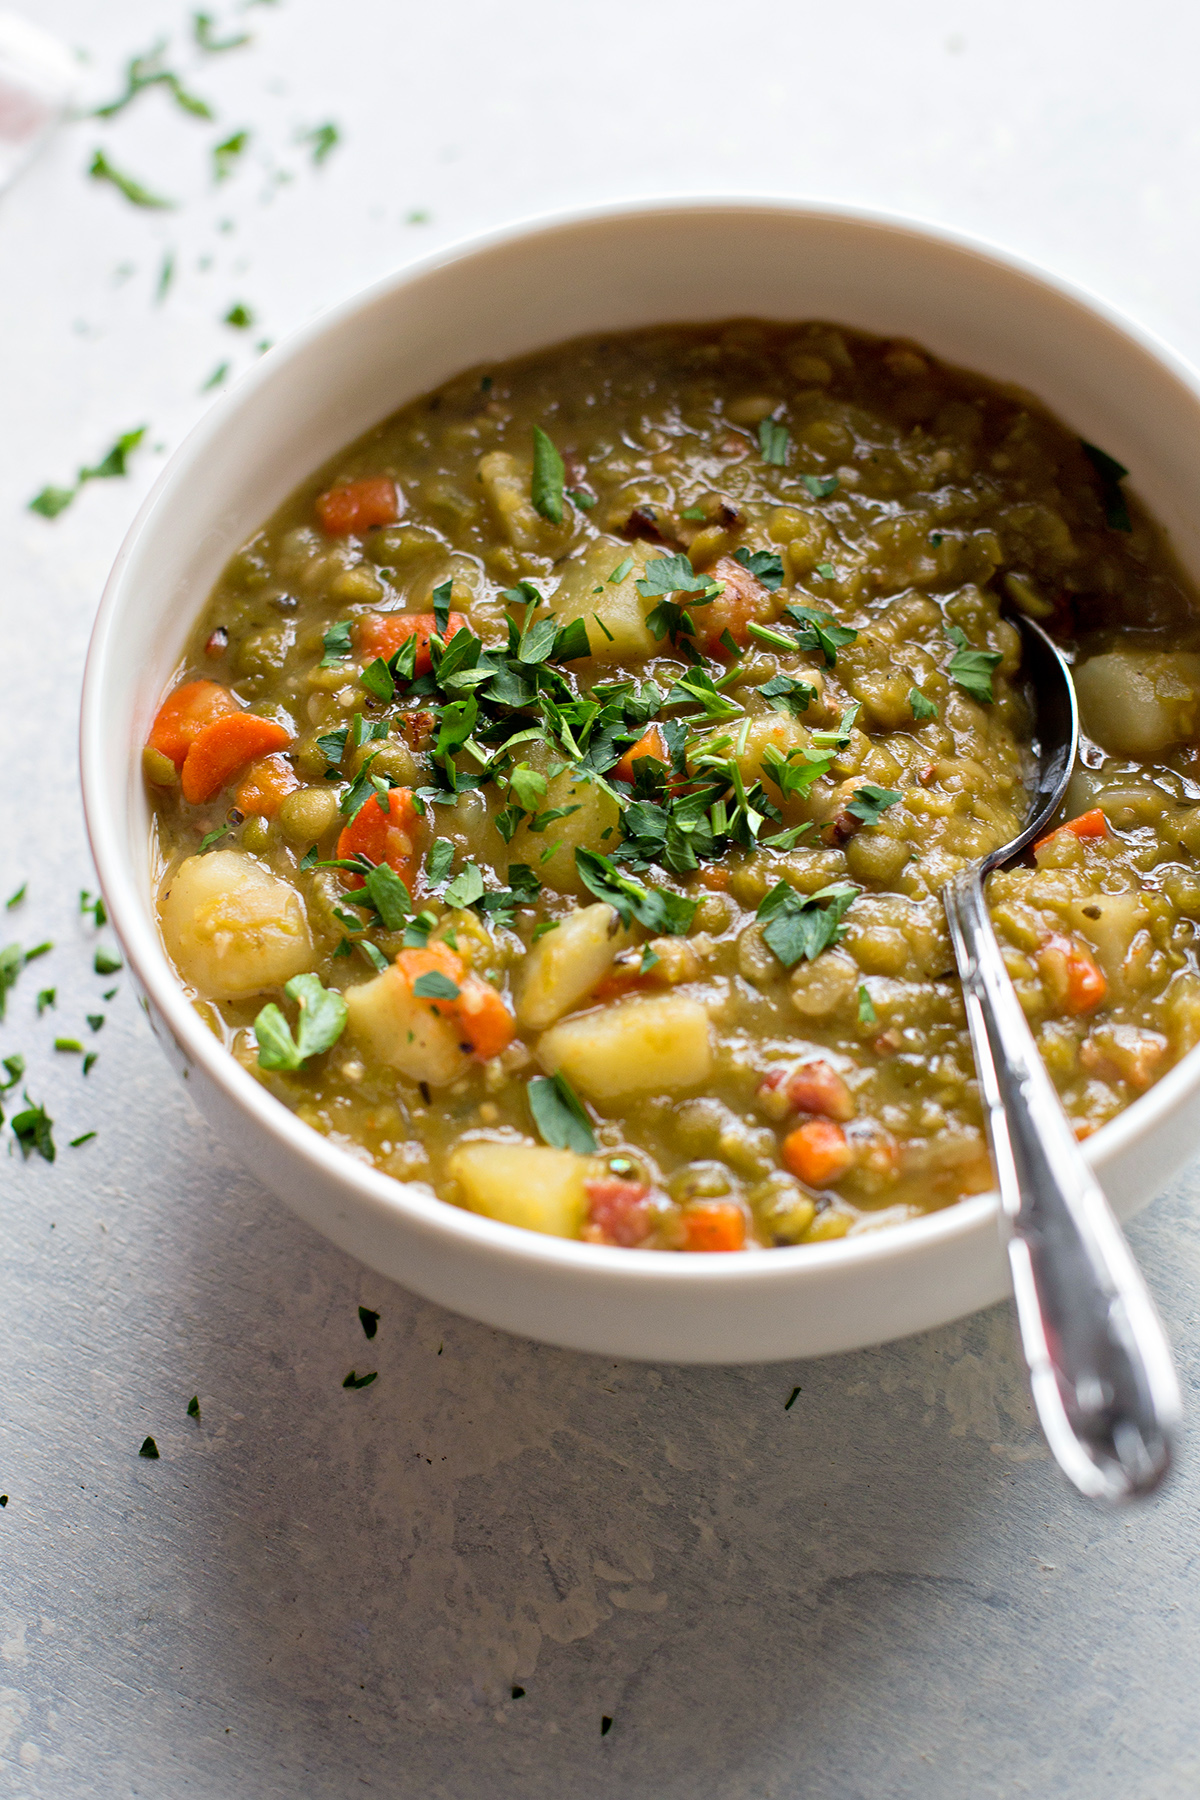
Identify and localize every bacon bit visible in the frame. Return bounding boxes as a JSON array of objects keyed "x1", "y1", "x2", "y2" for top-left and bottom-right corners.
[
  {"x1": 621, "y1": 504, "x2": 671, "y2": 545},
  {"x1": 584, "y1": 1176, "x2": 652, "y2": 1248},
  {"x1": 916, "y1": 763, "x2": 938, "y2": 787},
  {"x1": 1034, "y1": 807, "x2": 1109, "y2": 853},
  {"x1": 396, "y1": 709, "x2": 438, "y2": 752},
  {"x1": 1037, "y1": 933, "x2": 1107, "y2": 1015},
  {"x1": 759, "y1": 1060, "x2": 855, "y2": 1123},
  {"x1": 782, "y1": 1119, "x2": 853, "y2": 1187},
  {"x1": 822, "y1": 809, "x2": 859, "y2": 847},
  {"x1": 316, "y1": 476, "x2": 401, "y2": 536},
  {"x1": 693, "y1": 554, "x2": 773, "y2": 654},
  {"x1": 204, "y1": 627, "x2": 229, "y2": 658},
  {"x1": 682, "y1": 1202, "x2": 746, "y2": 1253}
]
